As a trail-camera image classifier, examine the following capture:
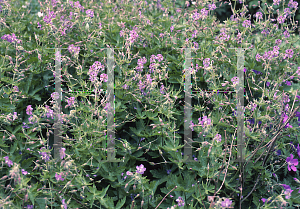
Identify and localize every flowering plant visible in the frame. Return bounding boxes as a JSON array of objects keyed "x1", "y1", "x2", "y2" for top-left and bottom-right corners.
[{"x1": 0, "y1": 0, "x2": 300, "y2": 208}]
